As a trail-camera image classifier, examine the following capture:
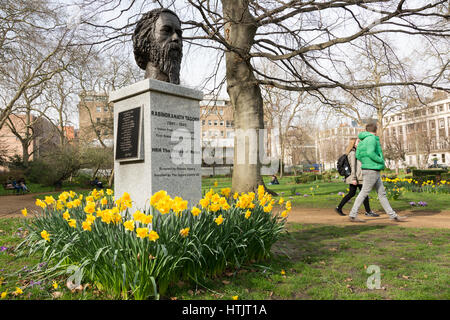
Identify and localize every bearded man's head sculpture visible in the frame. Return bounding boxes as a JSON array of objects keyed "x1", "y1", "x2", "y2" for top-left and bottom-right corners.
[{"x1": 132, "y1": 8, "x2": 183, "y2": 85}]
